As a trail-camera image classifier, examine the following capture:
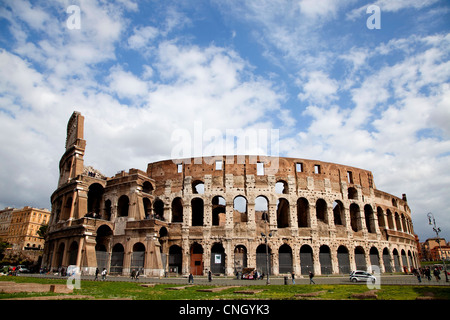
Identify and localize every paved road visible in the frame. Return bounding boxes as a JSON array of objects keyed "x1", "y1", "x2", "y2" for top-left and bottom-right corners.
[{"x1": 18, "y1": 273, "x2": 450, "y2": 286}]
